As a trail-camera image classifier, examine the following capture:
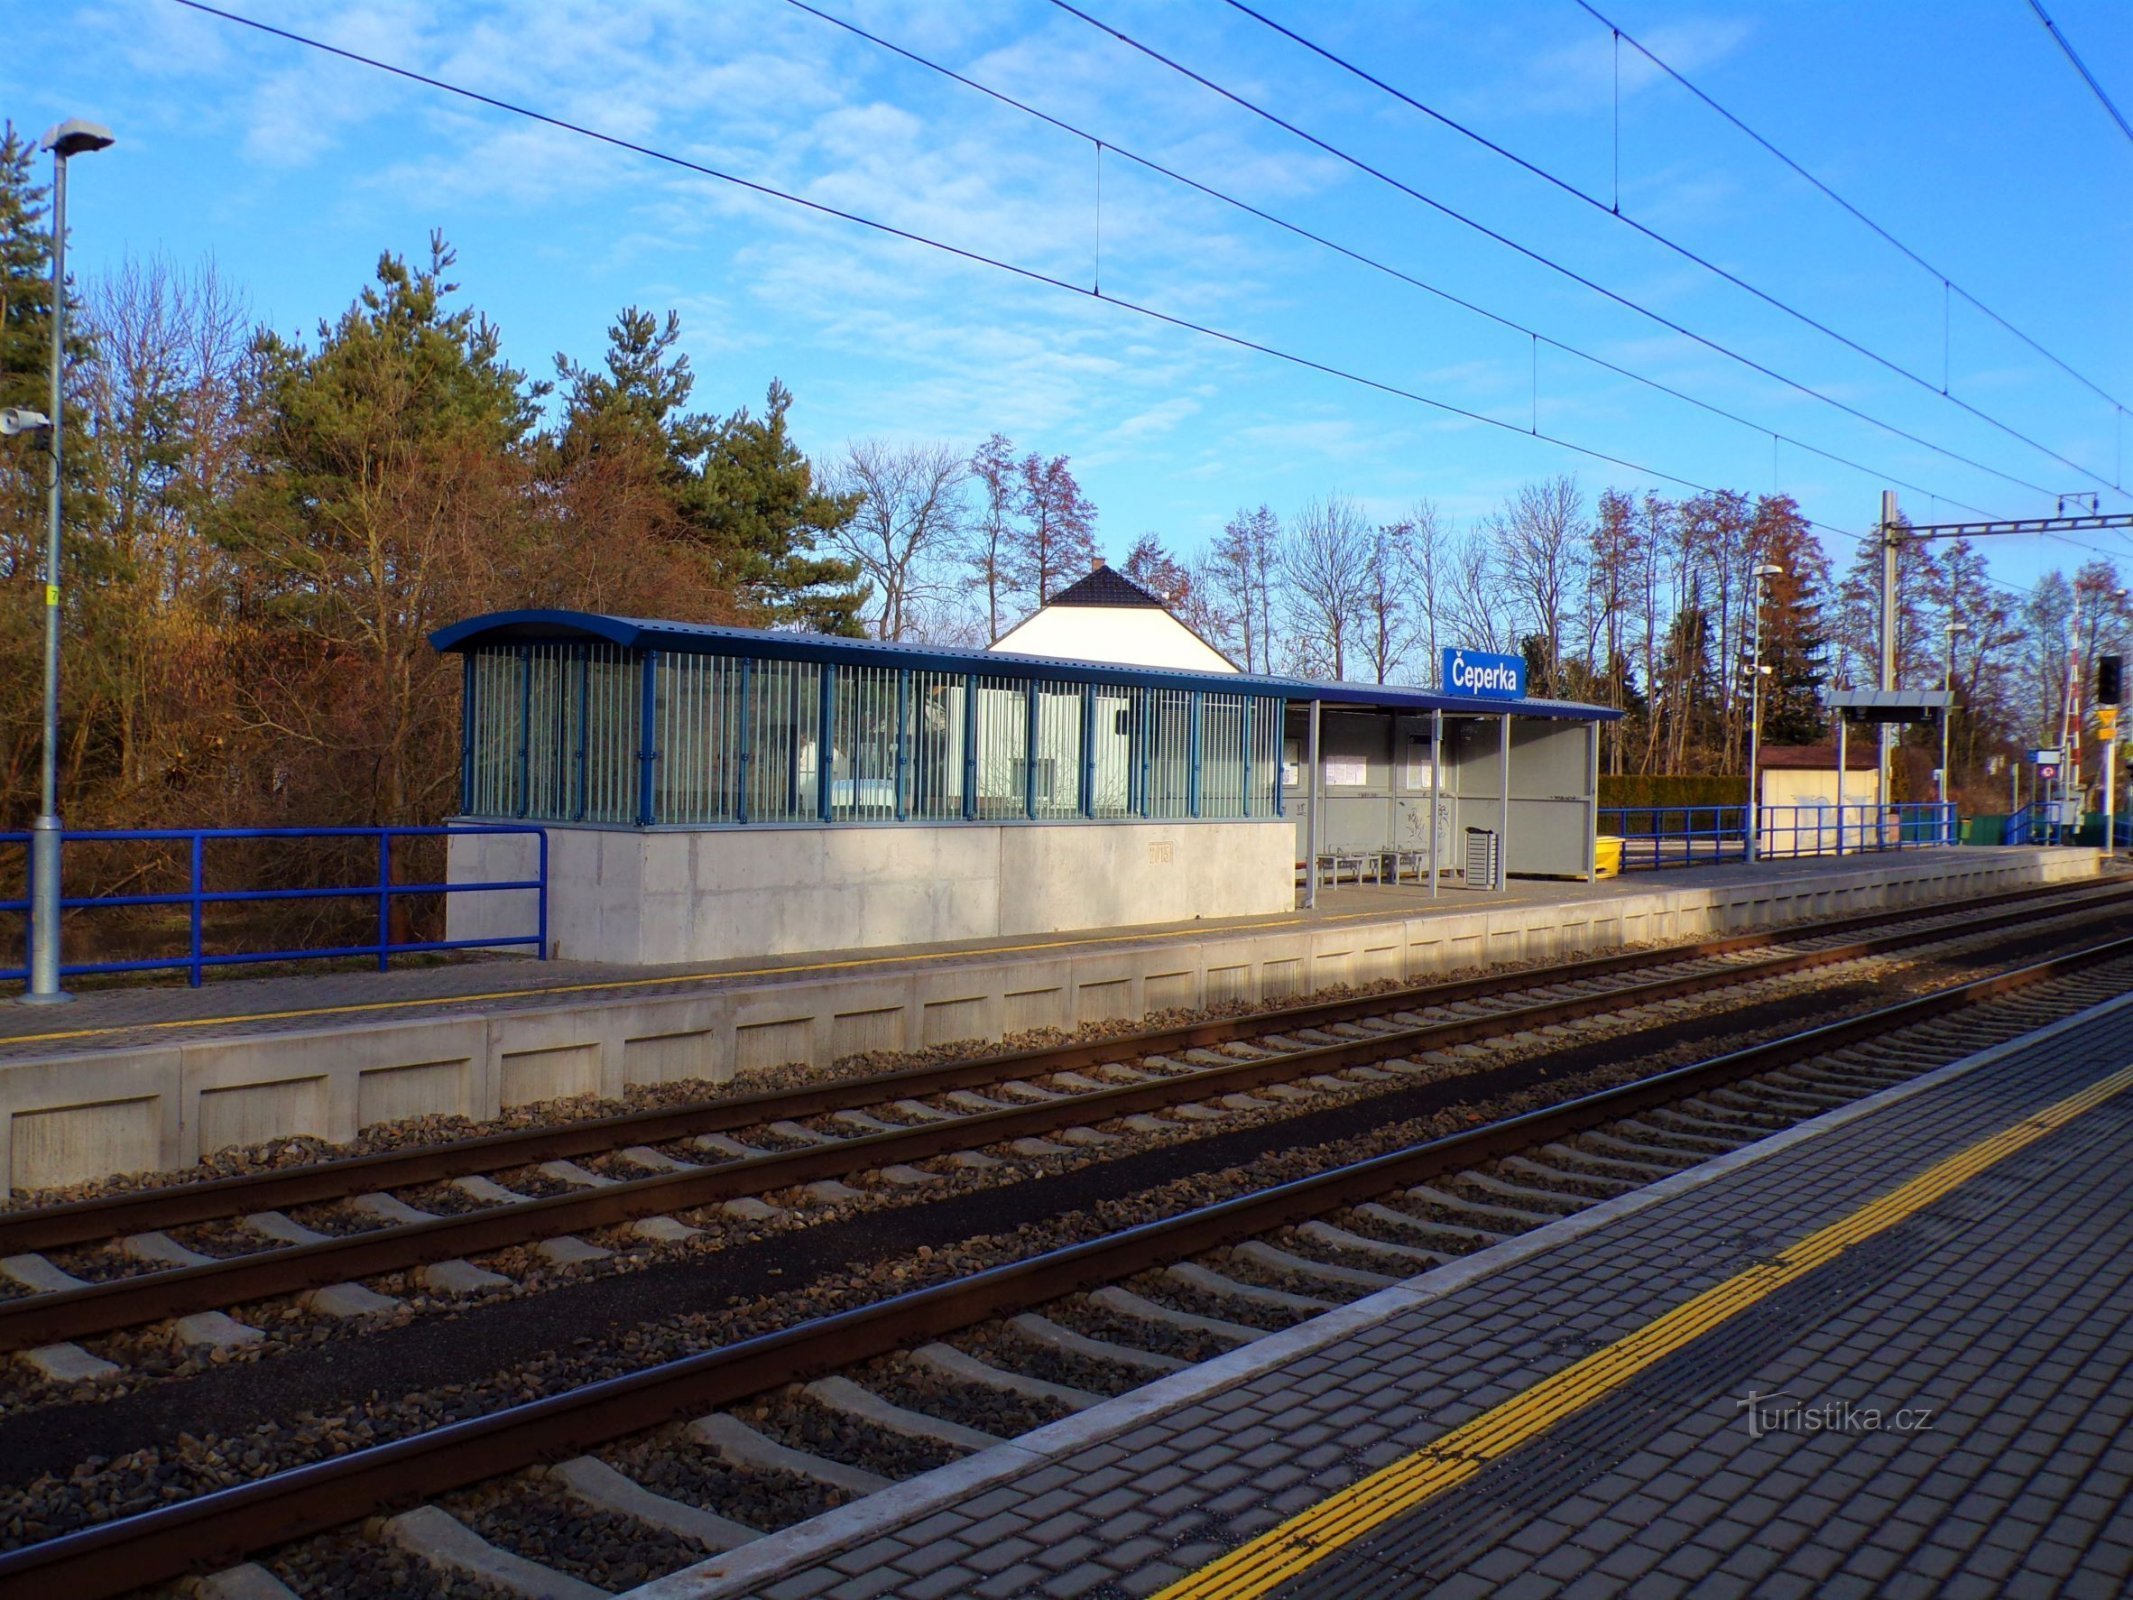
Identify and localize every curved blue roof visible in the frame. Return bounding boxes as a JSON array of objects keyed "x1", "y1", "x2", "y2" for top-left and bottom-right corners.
[{"x1": 430, "y1": 611, "x2": 1621, "y2": 721}]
